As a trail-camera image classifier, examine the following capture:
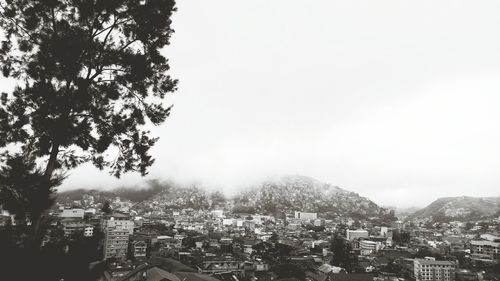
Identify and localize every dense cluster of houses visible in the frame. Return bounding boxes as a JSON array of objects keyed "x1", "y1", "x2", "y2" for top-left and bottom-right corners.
[{"x1": 3, "y1": 193, "x2": 499, "y2": 281}]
